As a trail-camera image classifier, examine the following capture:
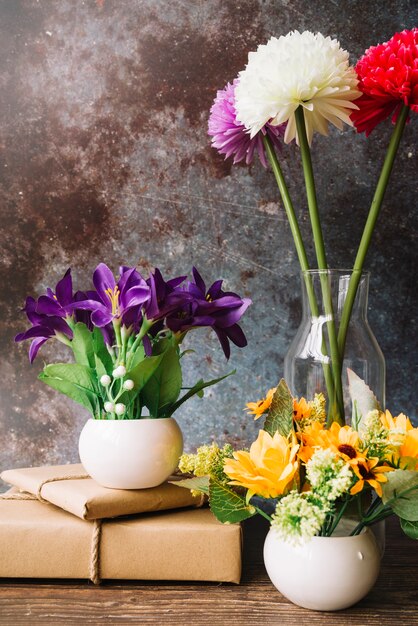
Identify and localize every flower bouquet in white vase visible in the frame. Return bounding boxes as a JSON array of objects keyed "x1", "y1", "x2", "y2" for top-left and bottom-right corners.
[{"x1": 16, "y1": 263, "x2": 251, "y2": 489}]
